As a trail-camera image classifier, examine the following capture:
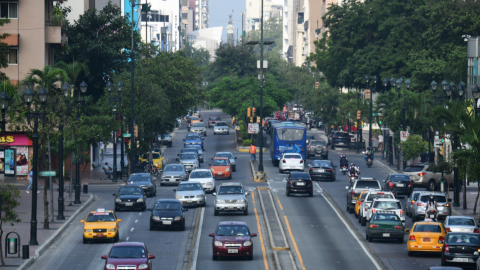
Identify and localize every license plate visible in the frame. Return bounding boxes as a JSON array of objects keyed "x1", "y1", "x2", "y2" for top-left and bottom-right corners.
[
  {"x1": 296, "y1": 182, "x2": 305, "y2": 186},
  {"x1": 125, "y1": 202, "x2": 133, "y2": 206},
  {"x1": 423, "y1": 238, "x2": 431, "y2": 242},
  {"x1": 396, "y1": 183, "x2": 404, "y2": 187},
  {"x1": 170, "y1": 179, "x2": 177, "y2": 182},
  {"x1": 228, "y1": 249, "x2": 238, "y2": 254},
  {"x1": 187, "y1": 200, "x2": 193, "y2": 203},
  {"x1": 454, "y1": 258, "x2": 469, "y2": 262},
  {"x1": 338, "y1": 143, "x2": 344, "y2": 145},
  {"x1": 162, "y1": 221, "x2": 172, "y2": 225},
  {"x1": 315, "y1": 154, "x2": 322, "y2": 156},
  {"x1": 429, "y1": 214, "x2": 435, "y2": 218},
  {"x1": 317, "y1": 169, "x2": 325, "y2": 173},
  {"x1": 96, "y1": 233, "x2": 104, "y2": 238},
  {"x1": 218, "y1": 172, "x2": 223, "y2": 175},
  {"x1": 383, "y1": 233, "x2": 390, "y2": 237}
]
